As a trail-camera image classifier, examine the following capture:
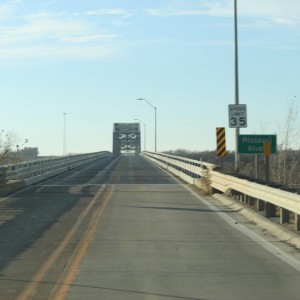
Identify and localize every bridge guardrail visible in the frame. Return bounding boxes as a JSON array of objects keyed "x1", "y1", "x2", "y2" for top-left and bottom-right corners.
[
  {"x1": 1, "y1": 151, "x2": 111, "y2": 185},
  {"x1": 143, "y1": 151, "x2": 300, "y2": 233}
]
